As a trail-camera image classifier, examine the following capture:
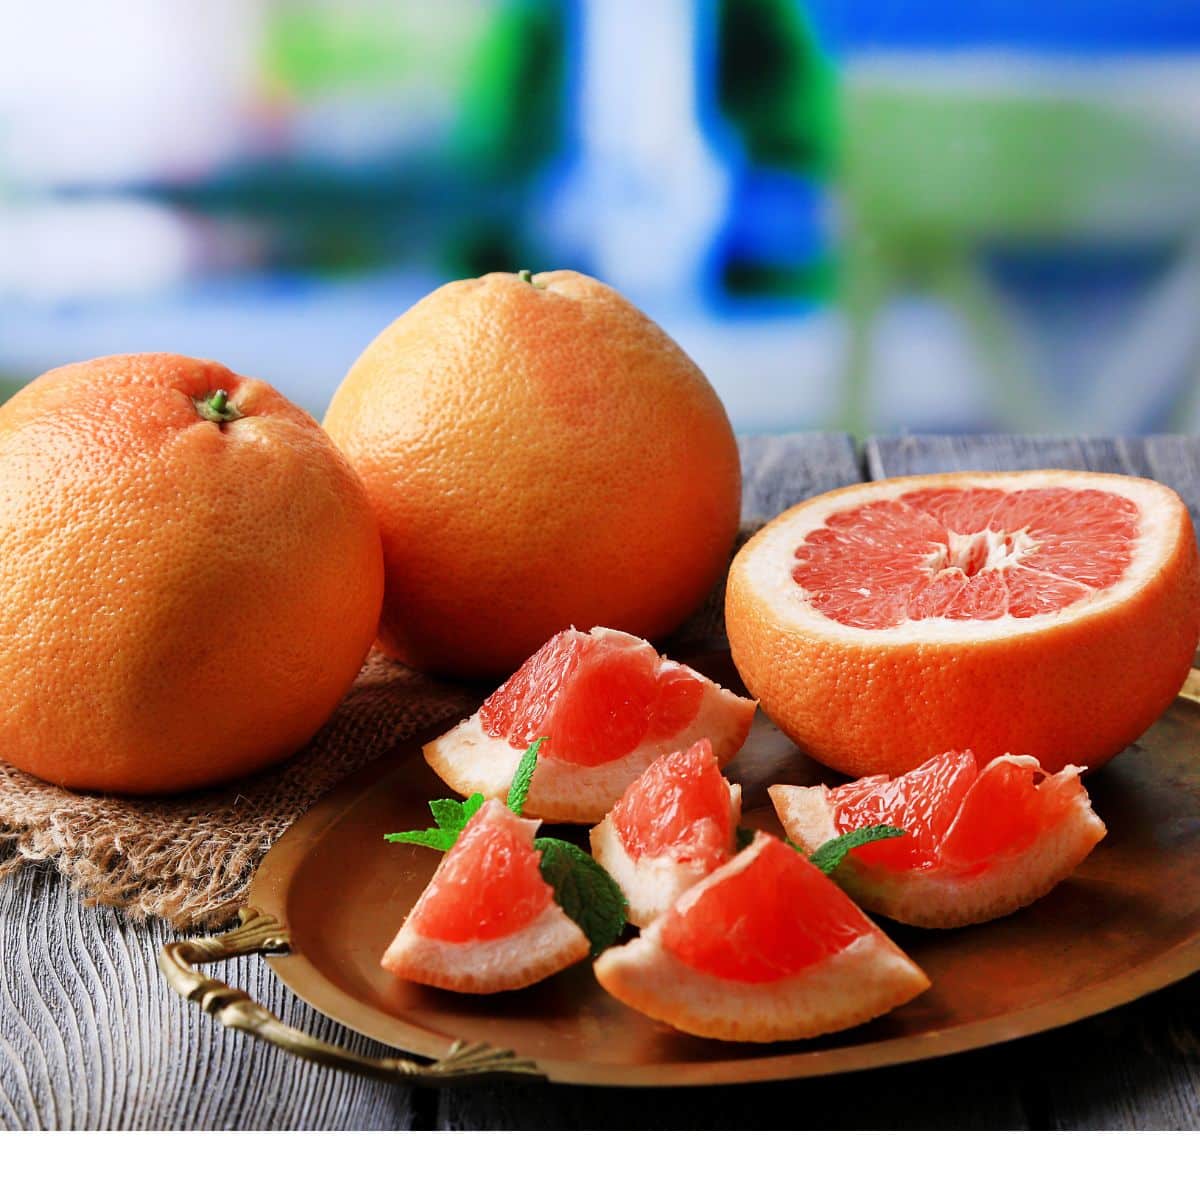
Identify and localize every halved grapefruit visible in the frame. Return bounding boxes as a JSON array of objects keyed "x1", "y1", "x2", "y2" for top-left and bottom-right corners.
[
  {"x1": 590, "y1": 738, "x2": 741, "y2": 927},
  {"x1": 726, "y1": 470, "x2": 1200, "y2": 777},
  {"x1": 771, "y1": 750, "x2": 1106, "y2": 928},
  {"x1": 425, "y1": 627, "x2": 756, "y2": 823},
  {"x1": 381, "y1": 799, "x2": 588, "y2": 993},
  {"x1": 593, "y1": 833, "x2": 929, "y2": 1042}
]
